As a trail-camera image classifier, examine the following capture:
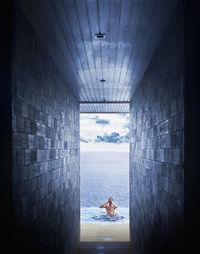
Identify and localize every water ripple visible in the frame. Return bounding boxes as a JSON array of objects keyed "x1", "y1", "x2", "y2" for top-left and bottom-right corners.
[{"x1": 92, "y1": 214, "x2": 126, "y2": 222}]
